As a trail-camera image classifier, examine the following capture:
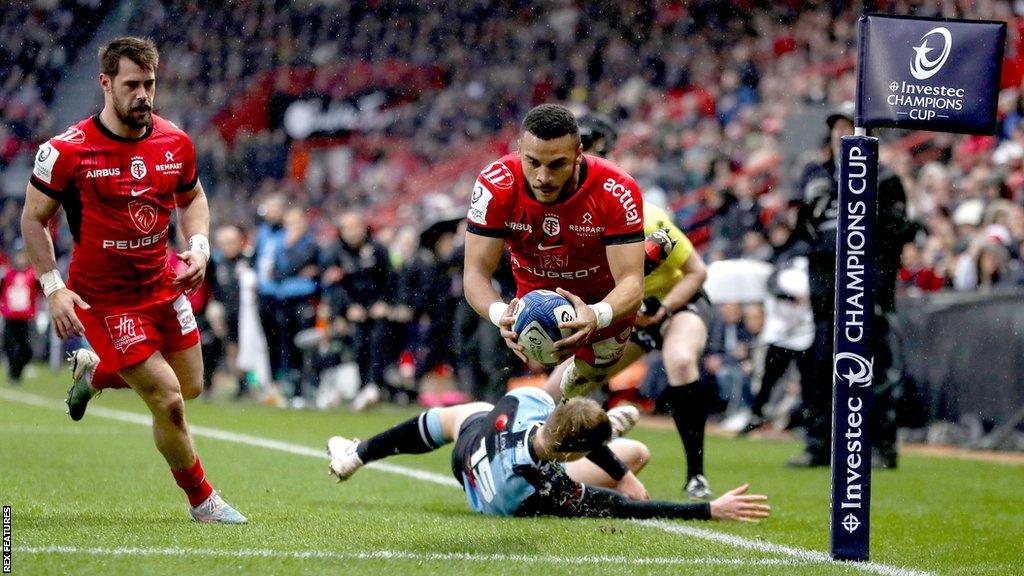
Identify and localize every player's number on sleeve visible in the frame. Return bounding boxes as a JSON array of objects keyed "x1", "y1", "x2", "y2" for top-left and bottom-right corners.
[{"x1": 470, "y1": 439, "x2": 496, "y2": 503}]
